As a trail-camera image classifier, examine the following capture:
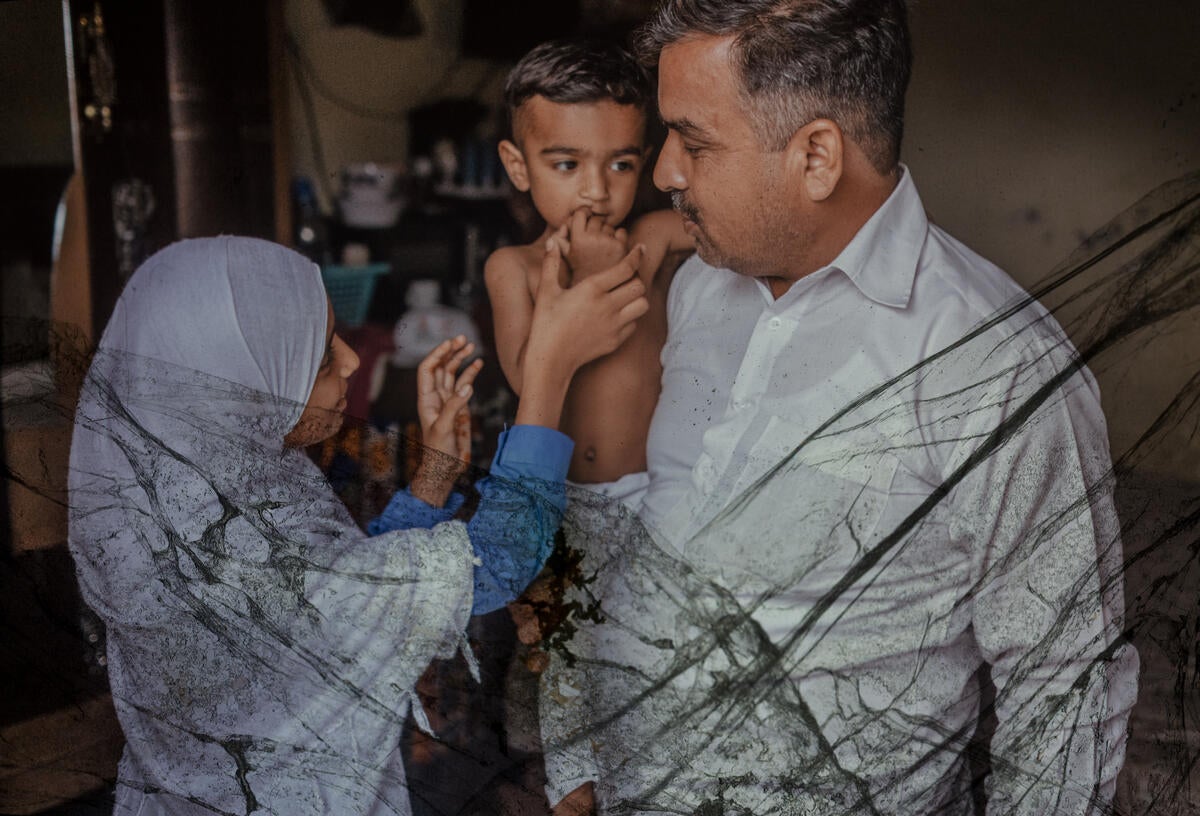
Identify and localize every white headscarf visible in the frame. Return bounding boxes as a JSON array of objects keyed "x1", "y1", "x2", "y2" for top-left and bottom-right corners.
[{"x1": 69, "y1": 237, "x2": 473, "y2": 815}]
